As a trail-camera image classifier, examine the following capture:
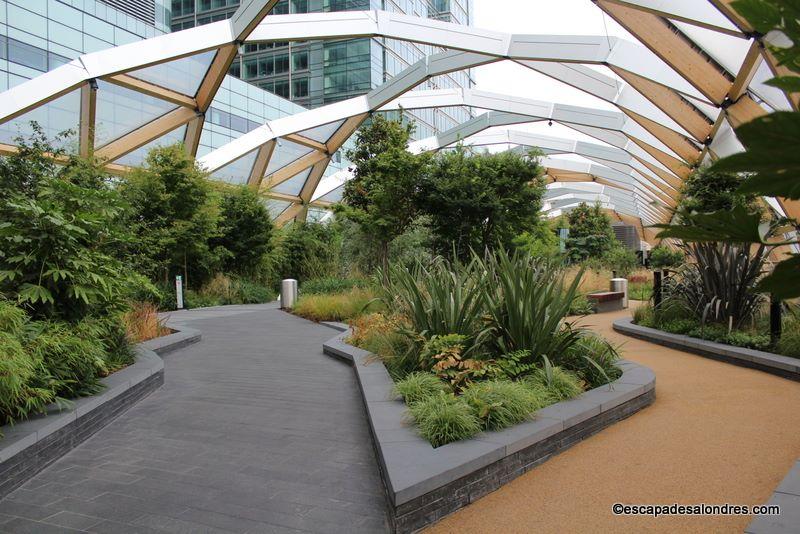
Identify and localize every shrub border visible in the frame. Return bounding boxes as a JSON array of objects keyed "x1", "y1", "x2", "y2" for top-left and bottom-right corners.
[
  {"x1": 322, "y1": 327, "x2": 656, "y2": 533},
  {"x1": 613, "y1": 317, "x2": 800, "y2": 381},
  {"x1": 0, "y1": 324, "x2": 201, "y2": 499}
]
